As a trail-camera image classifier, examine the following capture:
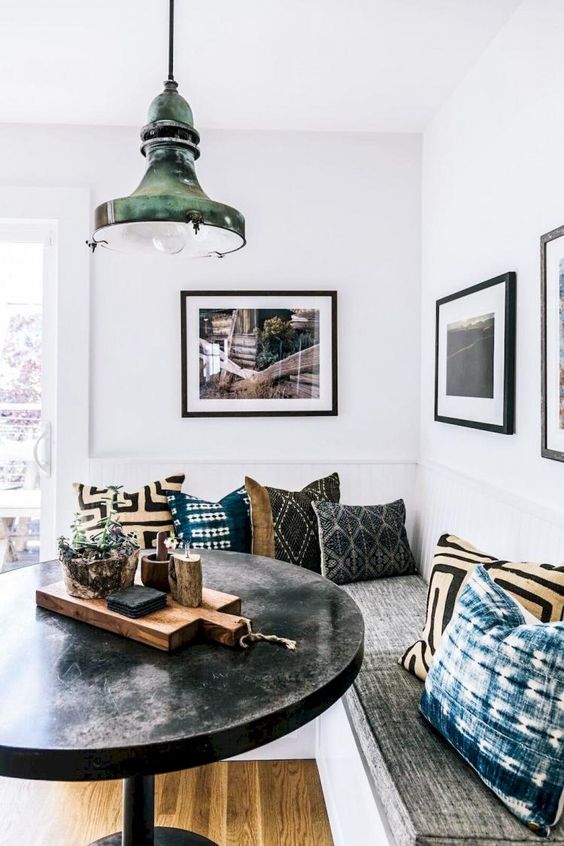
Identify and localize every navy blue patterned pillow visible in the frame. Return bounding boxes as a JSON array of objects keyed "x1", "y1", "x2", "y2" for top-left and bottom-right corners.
[
  {"x1": 167, "y1": 487, "x2": 251, "y2": 553},
  {"x1": 421, "y1": 566, "x2": 564, "y2": 837},
  {"x1": 312, "y1": 499, "x2": 416, "y2": 585}
]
